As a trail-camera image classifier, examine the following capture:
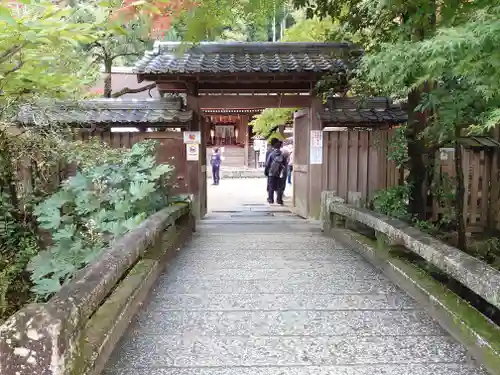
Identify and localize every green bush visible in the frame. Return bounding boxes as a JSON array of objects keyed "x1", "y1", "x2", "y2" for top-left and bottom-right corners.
[
  {"x1": 372, "y1": 184, "x2": 411, "y2": 221},
  {"x1": 28, "y1": 140, "x2": 175, "y2": 298},
  {"x1": 0, "y1": 192, "x2": 40, "y2": 319}
]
